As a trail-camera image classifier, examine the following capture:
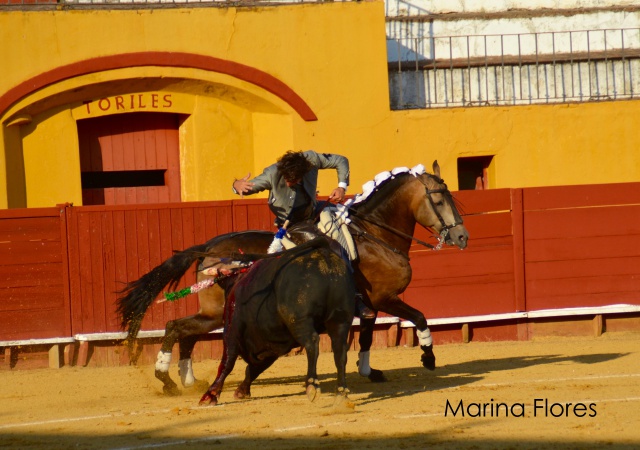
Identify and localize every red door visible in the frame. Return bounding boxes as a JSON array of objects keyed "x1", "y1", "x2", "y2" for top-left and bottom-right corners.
[{"x1": 77, "y1": 112, "x2": 181, "y2": 205}]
